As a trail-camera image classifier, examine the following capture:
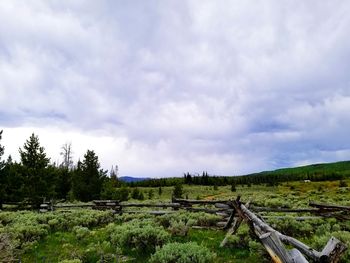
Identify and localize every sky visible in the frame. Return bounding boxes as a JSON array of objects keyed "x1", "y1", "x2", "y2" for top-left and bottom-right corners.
[{"x1": 1, "y1": 1, "x2": 350, "y2": 178}]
